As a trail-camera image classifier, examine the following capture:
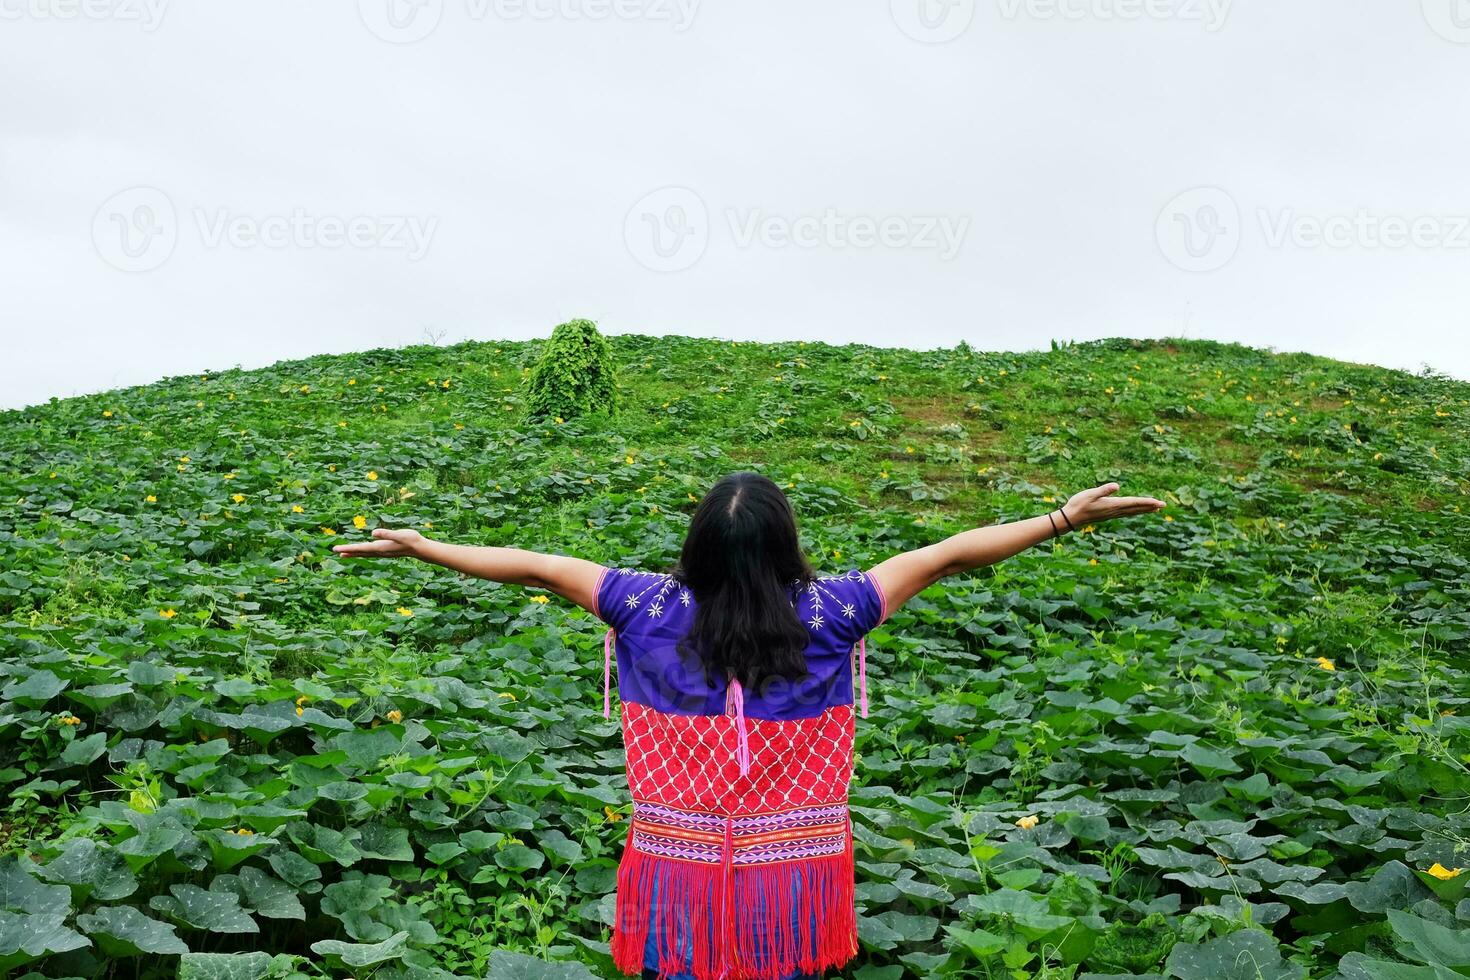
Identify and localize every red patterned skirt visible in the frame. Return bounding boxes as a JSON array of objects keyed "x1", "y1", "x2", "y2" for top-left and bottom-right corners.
[{"x1": 610, "y1": 701, "x2": 859, "y2": 980}]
